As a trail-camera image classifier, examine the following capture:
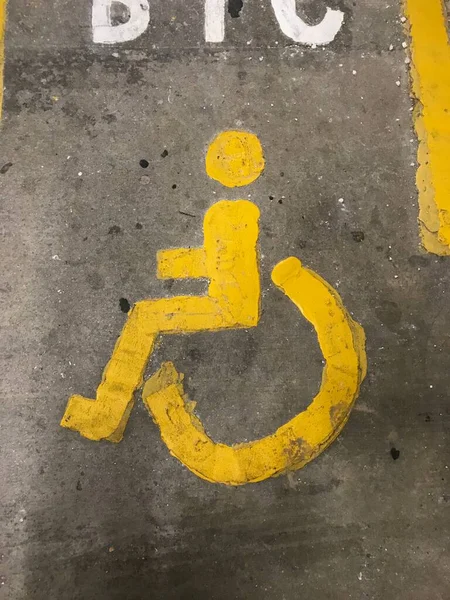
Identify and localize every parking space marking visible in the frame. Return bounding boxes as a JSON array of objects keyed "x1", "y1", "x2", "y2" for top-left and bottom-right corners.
[
  {"x1": 0, "y1": 0, "x2": 6, "y2": 120},
  {"x1": 405, "y1": 0, "x2": 450, "y2": 254}
]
